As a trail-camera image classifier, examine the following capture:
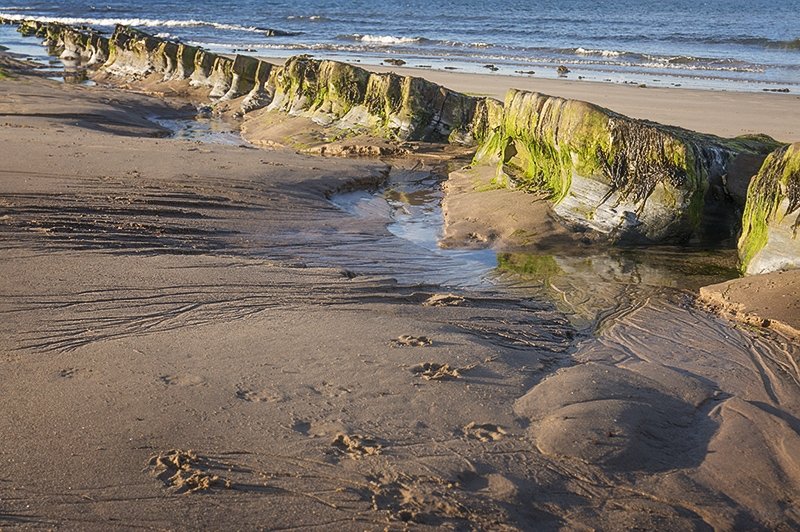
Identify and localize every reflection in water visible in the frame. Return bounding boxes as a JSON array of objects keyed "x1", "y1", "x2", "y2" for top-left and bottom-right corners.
[
  {"x1": 331, "y1": 169, "x2": 497, "y2": 286},
  {"x1": 0, "y1": 26, "x2": 96, "y2": 86},
  {"x1": 333, "y1": 174, "x2": 739, "y2": 332},
  {"x1": 494, "y1": 249, "x2": 739, "y2": 332}
]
